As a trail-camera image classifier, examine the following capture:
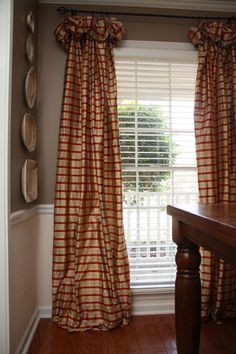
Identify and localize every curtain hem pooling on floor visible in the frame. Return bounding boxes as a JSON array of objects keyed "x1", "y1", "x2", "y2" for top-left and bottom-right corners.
[{"x1": 52, "y1": 16, "x2": 131, "y2": 332}]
